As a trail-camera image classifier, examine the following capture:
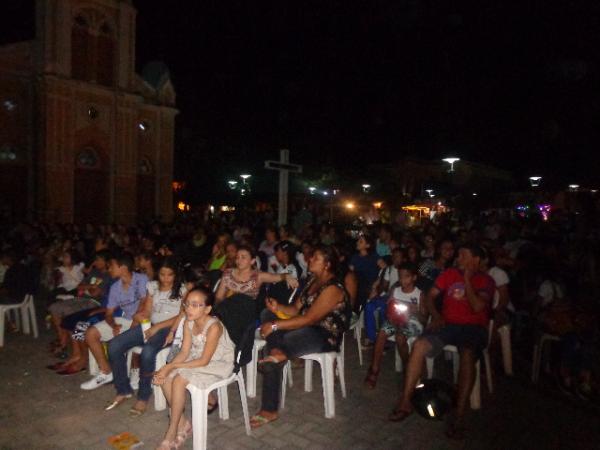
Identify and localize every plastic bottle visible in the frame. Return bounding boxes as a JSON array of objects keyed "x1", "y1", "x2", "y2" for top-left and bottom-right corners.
[{"x1": 141, "y1": 319, "x2": 151, "y2": 343}]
